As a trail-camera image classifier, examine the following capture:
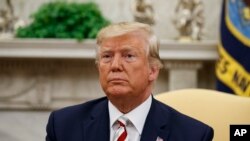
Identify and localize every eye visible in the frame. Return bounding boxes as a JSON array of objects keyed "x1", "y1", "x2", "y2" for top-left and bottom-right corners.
[
  {"x1": 102, "y1": 54, "x2": 111, "y2": 58},
  {"x1": 100, "y1": 53, "x2": 112, "y2": 63},
  {"x1": 126, "y1": 54, "x2": 133, "y2": 58},
  {"x1": 124, "y1": 53, "x2": 136, "y2": 62}
]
